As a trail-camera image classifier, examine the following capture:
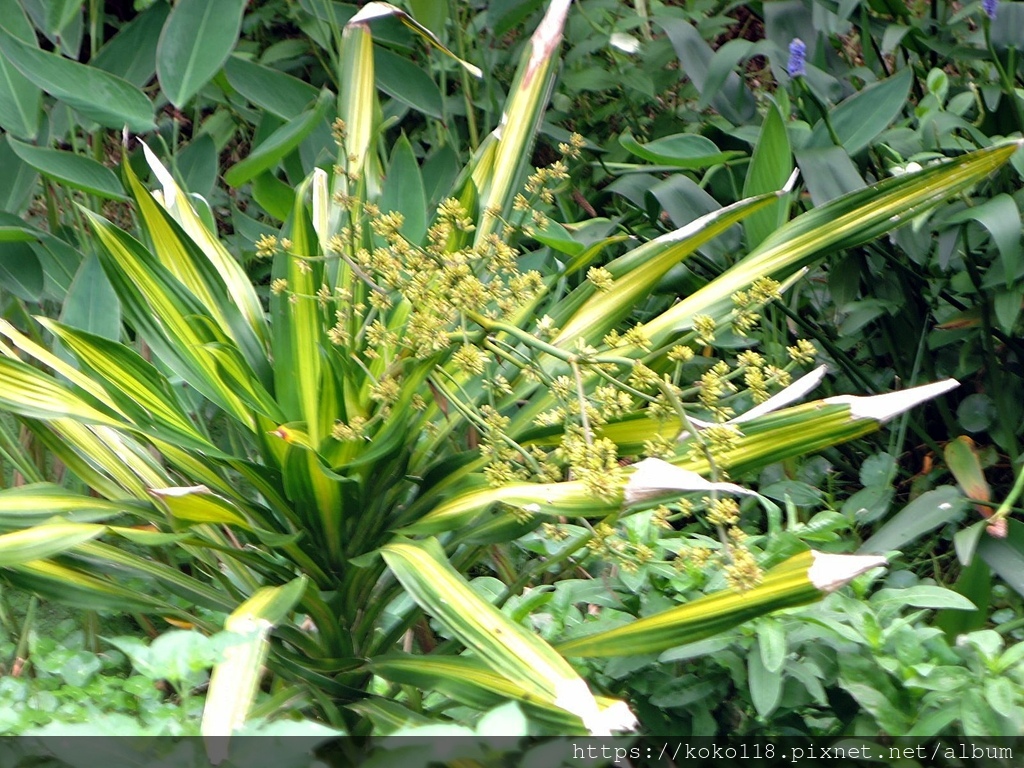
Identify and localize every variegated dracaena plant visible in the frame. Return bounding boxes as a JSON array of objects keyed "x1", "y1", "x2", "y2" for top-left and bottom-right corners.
[{"x1": 0, "y1": 0, "x2": 1016, "y2": 737}]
